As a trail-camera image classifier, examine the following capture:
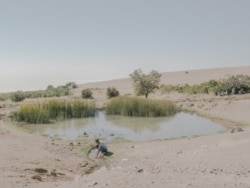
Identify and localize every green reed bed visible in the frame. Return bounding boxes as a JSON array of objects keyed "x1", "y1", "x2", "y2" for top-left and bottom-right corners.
[
  {"x1": 13, "y1": 99, "x2": 96, "y2": 124},
  {"x1": 106, "y1": 96, "x2": 179, "y2": 117}
]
